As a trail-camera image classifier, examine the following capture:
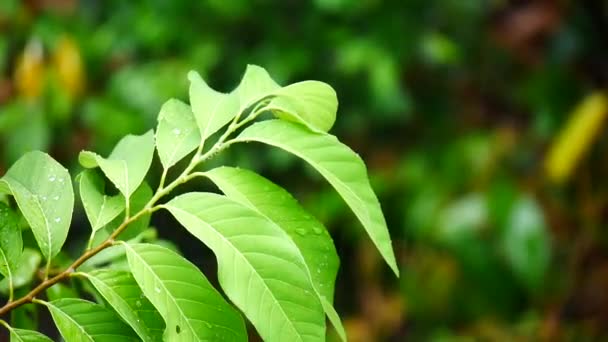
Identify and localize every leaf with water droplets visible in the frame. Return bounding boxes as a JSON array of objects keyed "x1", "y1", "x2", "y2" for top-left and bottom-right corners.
[
  {"x1": 205, "y1": 166, "x2": 345, "y2": 340},
  {"x1": 78, "y1": 170, "x2": 125, "y2": 234},
  {"x1": 78, "y1": 131, "x2": 154, "y2": 200},
  {"x1": 83, "y1": 269, "x2": 164, "y2": 341},
  {"x1": 236, "y1": 120, "x2": 399, "y2": 275},
  {"x1": 0, "y1": 151, "x2": 73, "y2": 260},
  {"x1": 124, "y1": 243, "x2": 247, "y2": 341},
  {"x1": 155, "y1": 99, "x2": 201, "y2": 169},
  {"x1": 42, "y1": 298, "x2": 140, "y2": 341},
  {"x1": 165, "y1": 192, "x2": 326, "y2": 341}
]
